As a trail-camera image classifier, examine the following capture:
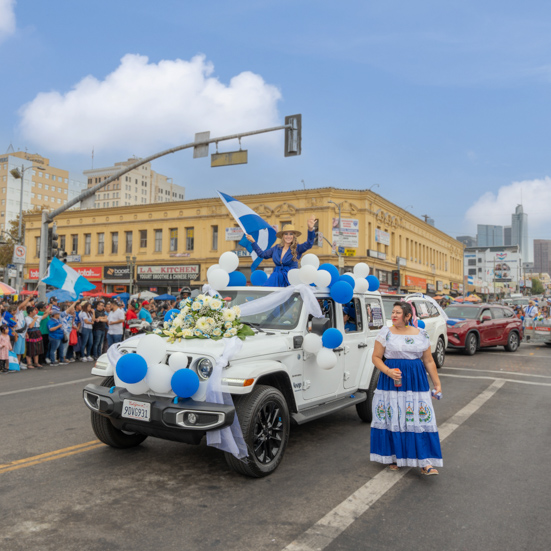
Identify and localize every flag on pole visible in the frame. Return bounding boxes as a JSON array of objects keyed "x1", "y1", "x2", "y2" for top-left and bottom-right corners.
[
  {"x1": 41, "y1": 257, "x2": 95, "y2": 299},
  {"x1": 218, "y1": 191, "x2": 277, "y2": 270}
]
